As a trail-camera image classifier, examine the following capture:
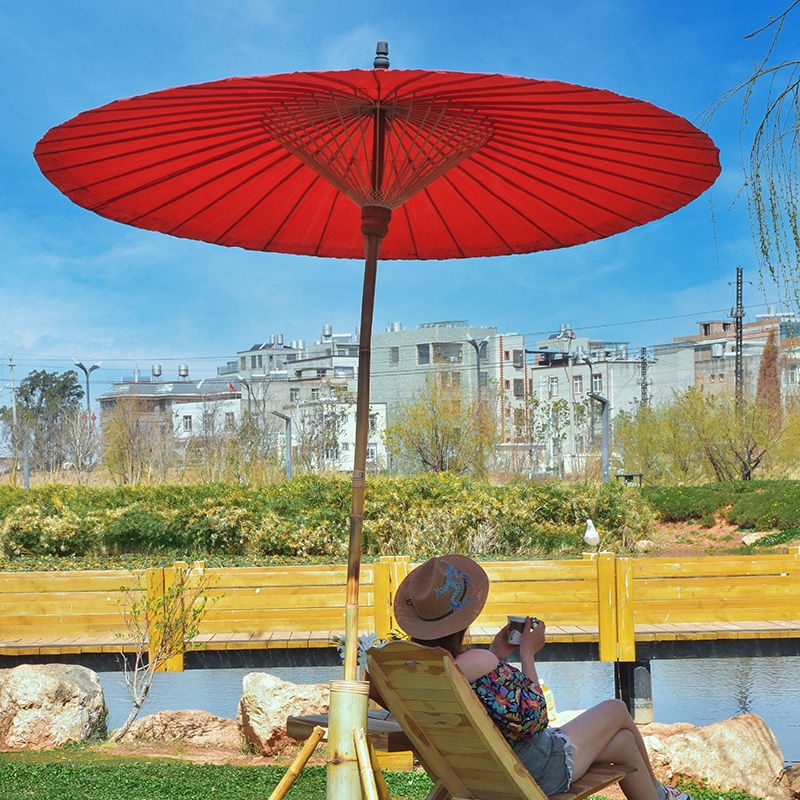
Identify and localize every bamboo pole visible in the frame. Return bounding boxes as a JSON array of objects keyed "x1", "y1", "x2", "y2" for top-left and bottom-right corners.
[
  {"x1": 267, "y1": 725, "x2": 326, "y2": 800},
  {"x1": 367, "y1": 736, "x2": 392, "y2": 800},
  {"x1": 327, "y1": 679, "x2": 370, "y2": 800},
  {"x1": 354, "y1": 727, "x2": 380, "y2": 800}
]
